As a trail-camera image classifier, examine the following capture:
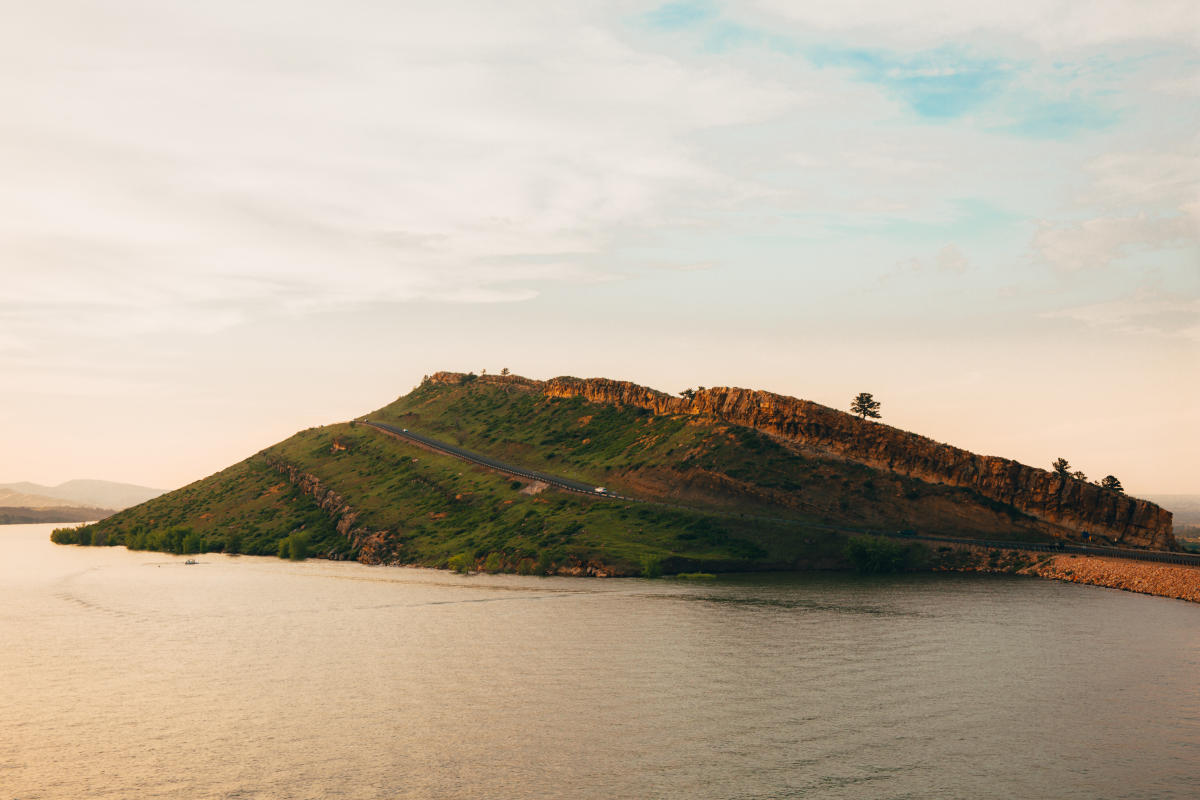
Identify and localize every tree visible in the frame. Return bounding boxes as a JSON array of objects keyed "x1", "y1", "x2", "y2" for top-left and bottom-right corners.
[
  {"x1": 500, "y1": 367, "x2": 510, "y2": 375},
  {"x1": 680, "y1": 388, "x2": 696, "y2": 399},
  {"x1": 1071, "y1": 470, "x2": 1088, "y2": 482},
  {"x1": 850, "y1": 392, "x2": 881, "y2": 420},
  {"x1": 1100, "y1": 475, "x2": 1124, "y2": 493},
  {"x1": 1052, "y1": 458, "x2": 1071, "y2": 477}
]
